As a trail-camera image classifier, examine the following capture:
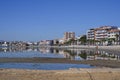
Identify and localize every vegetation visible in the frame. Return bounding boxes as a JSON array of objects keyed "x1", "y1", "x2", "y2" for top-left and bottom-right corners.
[
  {"x1": 63, "y1": 38, "x2": 75, "y2": 45},
  {"x1": 115, "y1": 34, "x2": 119, "y2": 45},
  {"x1": 78, "y1": 51, "x2": 87, "y2": 59},
  {"x1": 78, "y1": 35, "x2": 87, "y2": 45},
  {"x1": 63, "y1": 33, "x2": 119, "y2": 46}
]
